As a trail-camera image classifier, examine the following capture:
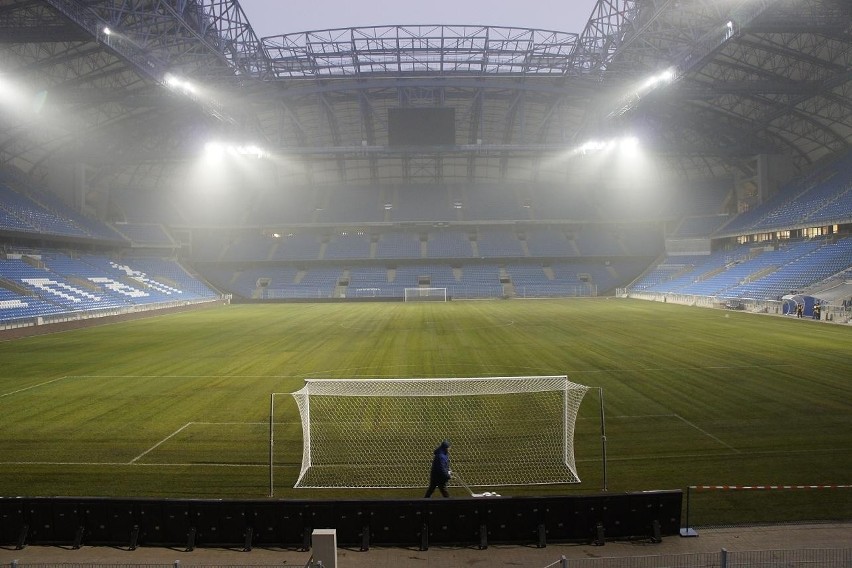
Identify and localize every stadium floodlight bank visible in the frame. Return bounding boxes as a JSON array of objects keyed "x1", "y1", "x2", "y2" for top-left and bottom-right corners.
[
  {"x1": 272, "y1": 376, "x2": 589, "y2": 492},
  {"x1": 404, "y1": 287, "x2": 447, "y2": 302}
]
